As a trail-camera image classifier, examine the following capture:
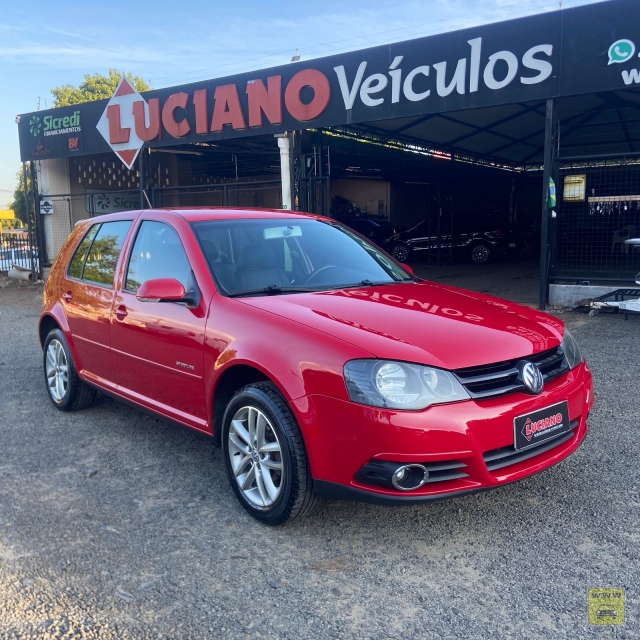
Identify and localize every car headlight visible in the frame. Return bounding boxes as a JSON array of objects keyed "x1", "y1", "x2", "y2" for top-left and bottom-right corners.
[
  {"x1": 344, "y1": 360, "x2": 470, "y2": 410},
  {"x1": 561, "y1": 329, "x2": 583, "y2": 369}
]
